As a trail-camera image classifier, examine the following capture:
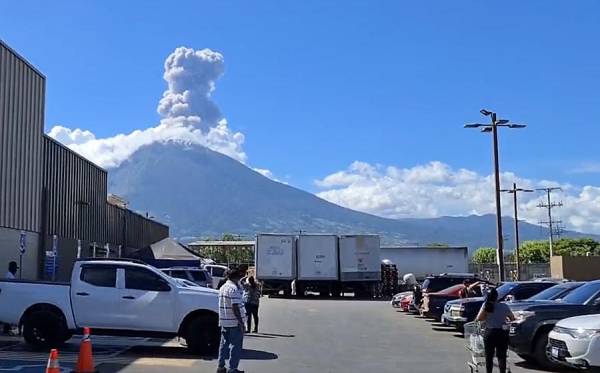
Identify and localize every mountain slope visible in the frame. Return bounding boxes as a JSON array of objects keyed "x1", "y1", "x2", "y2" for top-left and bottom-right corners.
[{"x1": 108, "y1": 143, "x2": 597, "y2": 249}]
